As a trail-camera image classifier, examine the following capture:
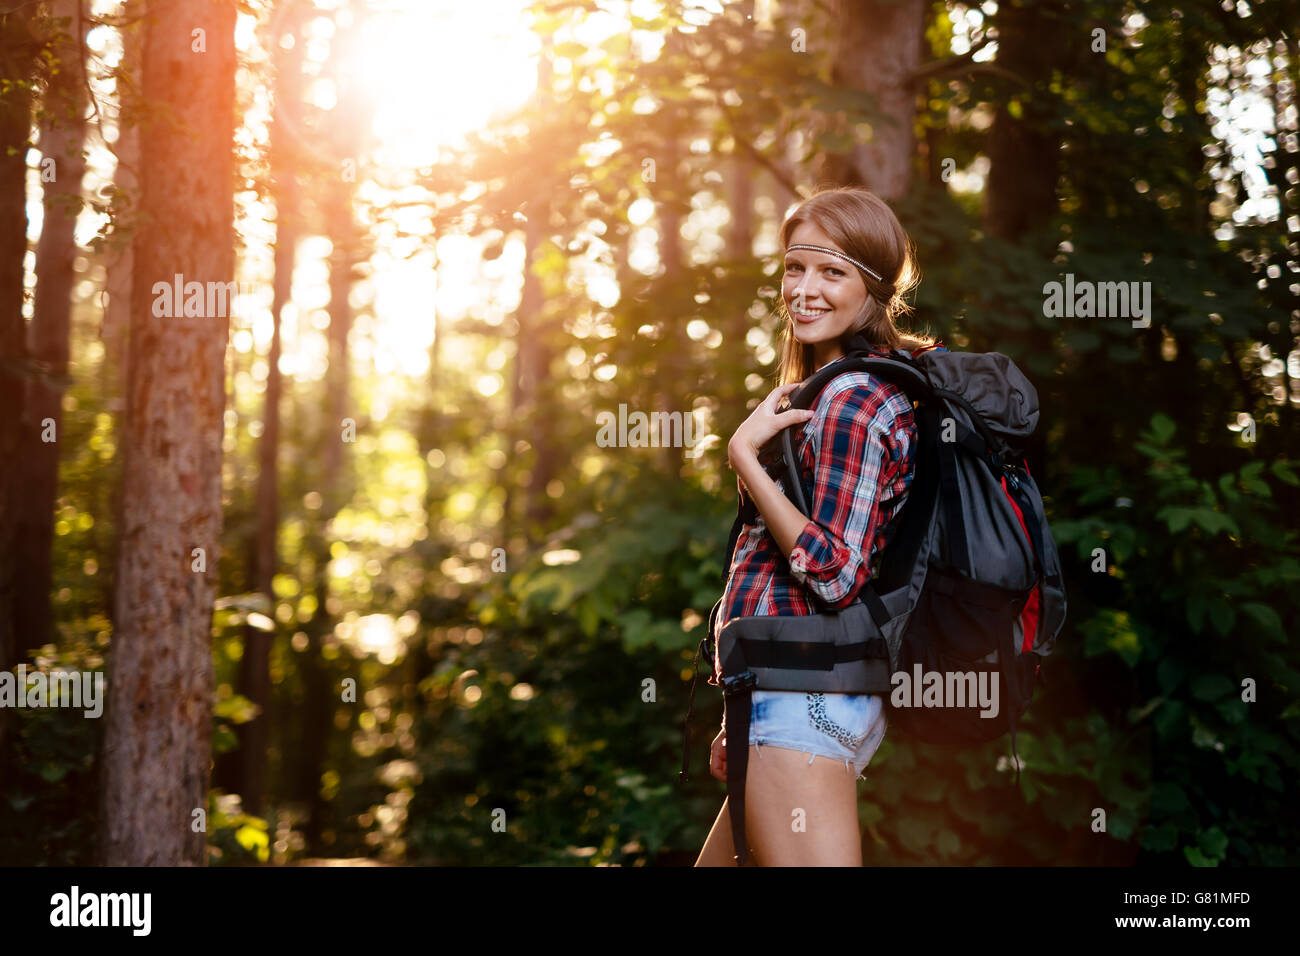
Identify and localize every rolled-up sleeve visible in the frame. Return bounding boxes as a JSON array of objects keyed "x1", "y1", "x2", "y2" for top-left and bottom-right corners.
[{"x1": 787, "y1": 381, "x2": 911, "y2": 609}]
